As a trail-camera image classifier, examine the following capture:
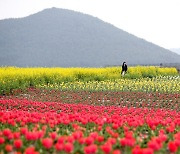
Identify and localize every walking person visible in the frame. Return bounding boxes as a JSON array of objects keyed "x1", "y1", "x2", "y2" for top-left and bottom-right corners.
[{"x1": 121, "y1": 62, "x2": 128, "y2": 76}]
